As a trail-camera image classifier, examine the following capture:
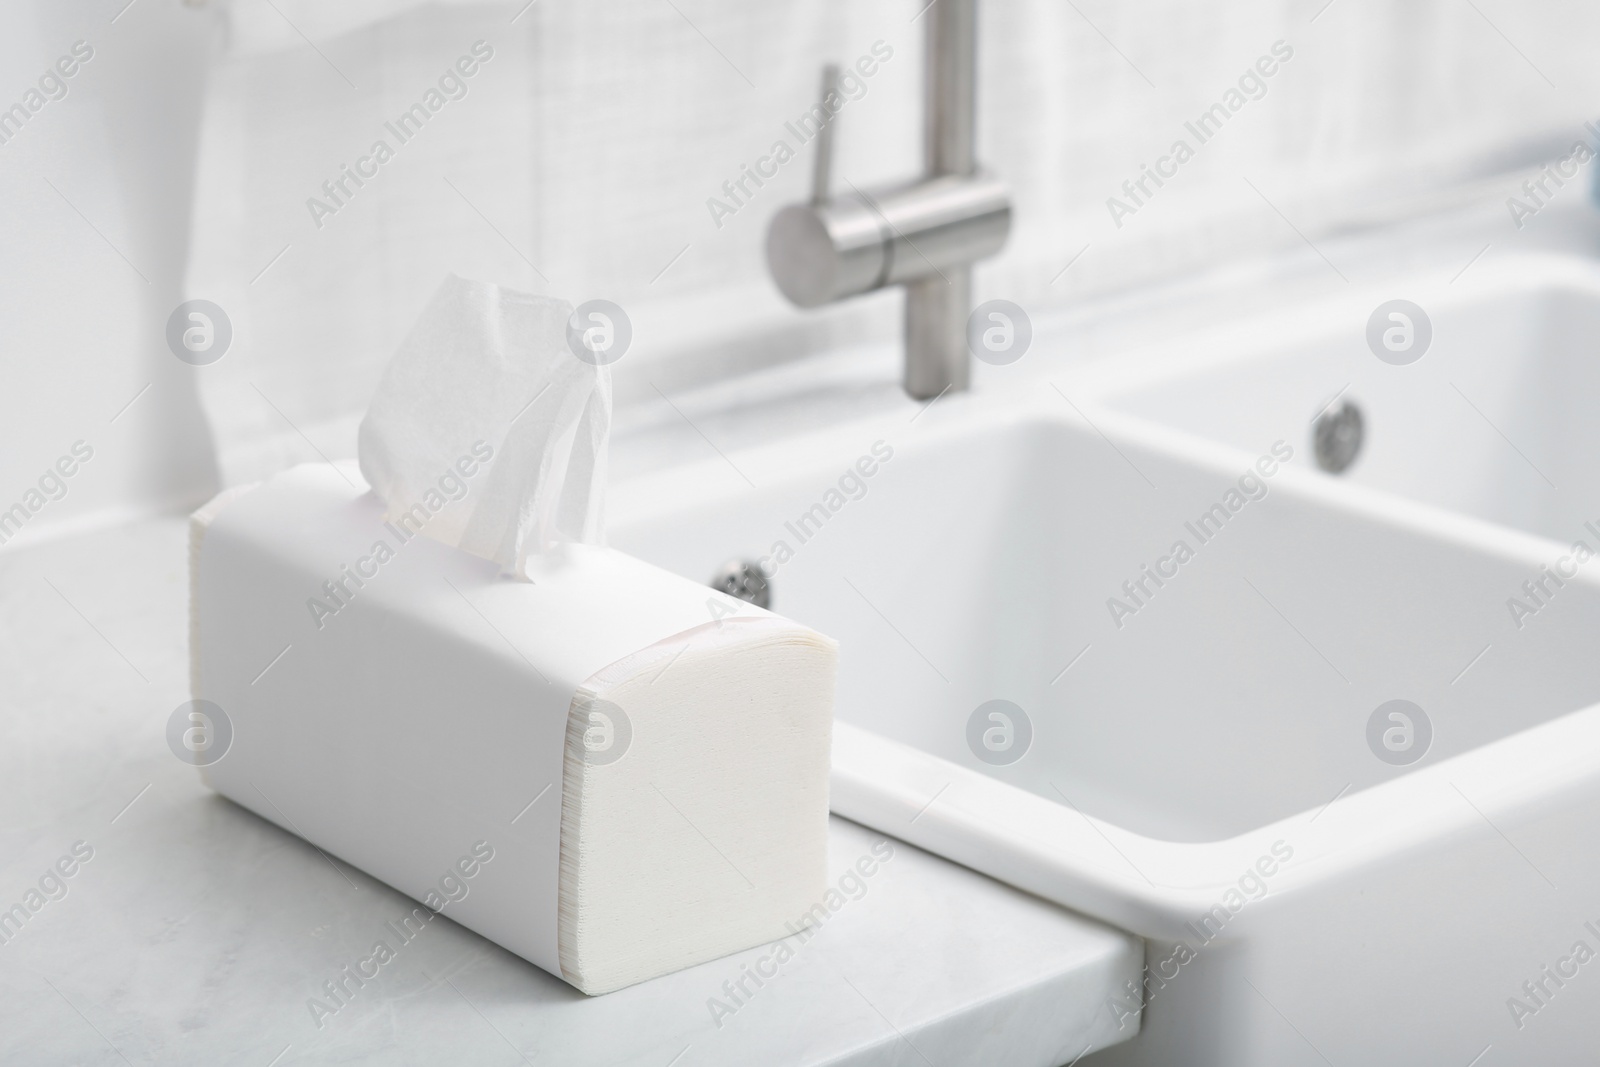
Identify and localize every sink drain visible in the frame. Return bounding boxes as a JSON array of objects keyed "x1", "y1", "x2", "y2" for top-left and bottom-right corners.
[
  {"x1": 710, "y1": 559, "x2": 771, "y2": 609},
  {"x1": 1312, "y1": 399, "x2": 1364, "y2": 474}
]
